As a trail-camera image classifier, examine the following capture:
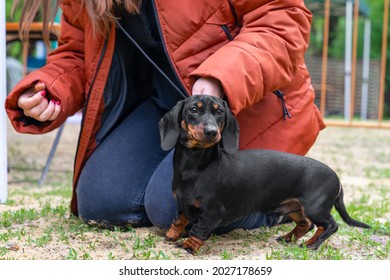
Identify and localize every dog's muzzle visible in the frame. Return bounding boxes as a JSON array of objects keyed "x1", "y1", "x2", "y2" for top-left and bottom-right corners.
[{"x1": 185, "y1": 123, "x2": 221, "y2": 148}]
